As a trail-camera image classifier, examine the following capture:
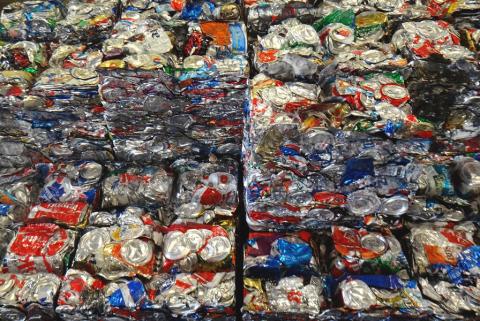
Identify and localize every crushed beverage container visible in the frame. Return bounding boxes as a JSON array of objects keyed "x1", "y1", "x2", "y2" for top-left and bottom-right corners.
[
  {"x1": 0, "y1": 166, "x2": 38, "y2": 227},
  {"x1": 101, "y1": 277, "x2": 171, "y2": 320},
  {"x1": 169, "y1": 157, "x2": 239, "y2": 225},
  {"x1": 244, "y1": 231, "x2": 318, "y2": 279},
  {"x1": 37, "y1": 160, "x2": 103, "y2": 205},
  {"x1": 75, "y1": 228, "x2": 157, "y2": 280},
  {"x1": 29, "y1": 44, "x2": 102, "y2": 110},
  {"x1": 327, "y1": 226, "x2": 409, "y2": 278},
  {"x1": 0, "y1": 273, "x2": 61, "y2": 321},
  {"x1": 56, "y1": 269, "x2": 104, "y2": 320},
  {"x1": 160, "y1": 221, "x2": 235, "y2": 273},
  {"x1": 0, "y1": 0, "x2": 66, "y2": 42},
  {"x1": 243, "y1": 231, "x2": 324, "y2": 319},
  {"x1": 407, "y1": 221, "x2": 480, "y2": 285},
  {"x1": 418, "y1": 277, "x2": 480, "y2": 317},
  {"x1": 55, "y1": 0, "x2": 120, "y2": 45},
  {"x1": 101, "y1": 164, "x2": 173, "y2": 208},
  {"x1": 392, "y1": 20, "x2": 475, "y2": 61},
  {"x1": 332, "y1": 275, "x2": 431, "y2": 316},
  {"x1": 146, "y1": 272, "x2": 235, "y2": 319},
  {"x1": 74, "y1": 207, "x2": 161, "y2": 280},
  {"x1": 27, "y1": 202, "x2": 92, "y2": 228},
  {"x1": 243, "y1": 275, "x2": 326, "y2": 319},
  {"x1": 0, "y1": 41, "x2": 48, "y2": 74},
  {"x1": 3, "y1": 223, "x2": 77, "y2": 275}
]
